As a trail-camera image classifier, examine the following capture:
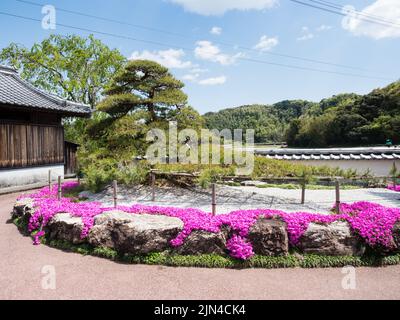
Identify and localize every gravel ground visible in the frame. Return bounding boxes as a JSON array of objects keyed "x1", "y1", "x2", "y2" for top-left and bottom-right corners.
[{"x1": 84, "y1": 184, "x2": 400, "y2": 214}]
